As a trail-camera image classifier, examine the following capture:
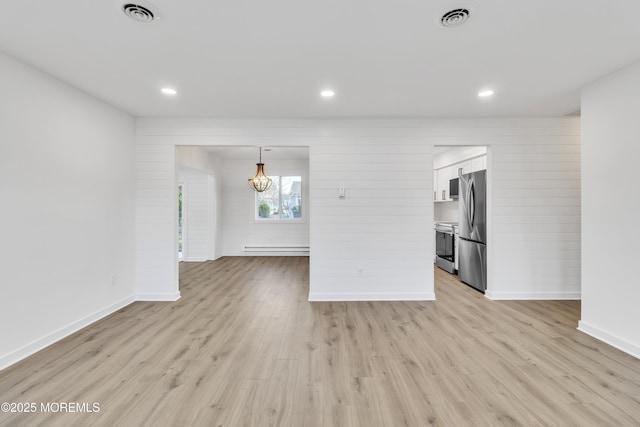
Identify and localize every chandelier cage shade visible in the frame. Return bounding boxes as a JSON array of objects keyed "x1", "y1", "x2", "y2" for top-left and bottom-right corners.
[{"x1": 248, "y1": 147, "x2": 273, "y2": 192}]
